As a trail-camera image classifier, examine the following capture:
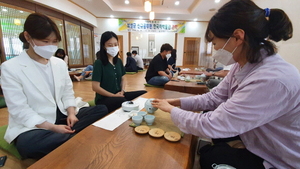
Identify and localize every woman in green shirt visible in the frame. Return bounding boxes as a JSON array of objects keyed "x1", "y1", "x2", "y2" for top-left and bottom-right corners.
[{"x1": 92, "y1": 31, "x2": 146, "y2": 112}]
